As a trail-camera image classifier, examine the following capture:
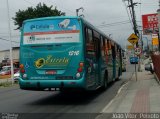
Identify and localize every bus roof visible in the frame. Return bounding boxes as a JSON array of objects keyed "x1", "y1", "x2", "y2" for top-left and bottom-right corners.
[{"x1": 23, "y1": 16, "x2": 79, "y2": 23}]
